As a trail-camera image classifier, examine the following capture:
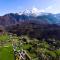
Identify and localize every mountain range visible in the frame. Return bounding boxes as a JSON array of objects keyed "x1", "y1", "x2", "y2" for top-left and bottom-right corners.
[
  {"x1": 0, "y1": 12, "x2": 60, "y2": 26},
  {"x1": 0, "y1": 12, "x2": 60, "y2": 40}
]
